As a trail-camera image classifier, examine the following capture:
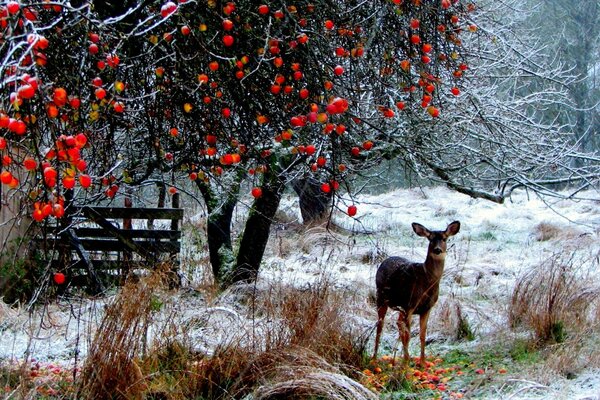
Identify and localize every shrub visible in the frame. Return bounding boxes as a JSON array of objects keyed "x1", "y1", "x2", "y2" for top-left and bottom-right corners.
[{"x1": 509, "y1": 251, "x2": 600, "y2": 344}]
